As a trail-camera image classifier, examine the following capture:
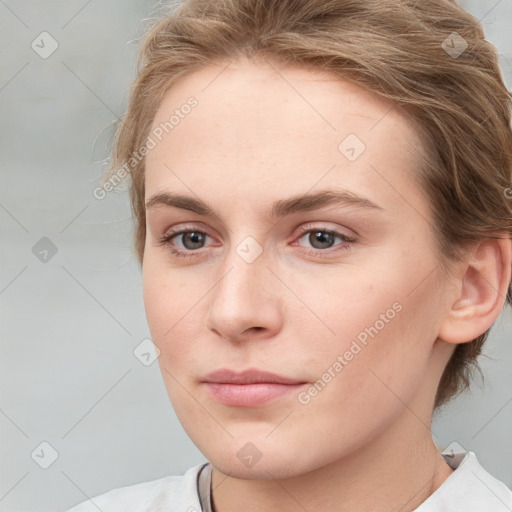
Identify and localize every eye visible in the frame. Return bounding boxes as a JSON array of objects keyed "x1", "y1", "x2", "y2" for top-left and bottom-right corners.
[
  {"x1": 158, "y1": 224, "x2": 356, "y2": 259},
  {"x1": 158, "y1": 228, "x2": 214, "y2": 258},
  {"x1": 294, "y1": 226, "x2": 356, "y2": 256}
]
